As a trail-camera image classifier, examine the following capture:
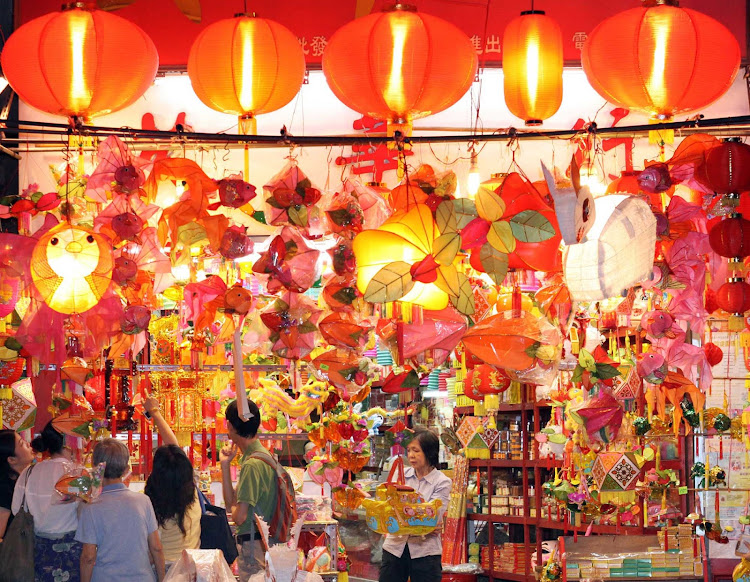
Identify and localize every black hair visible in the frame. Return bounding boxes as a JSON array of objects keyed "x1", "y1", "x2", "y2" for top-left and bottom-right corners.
[
  {"x1": 0, "y1": 430, "x2": 18, "y2": 480},
  {"x1": 224, "y1": 399, "x2": 261, "y2": 438},
  {"x1": 31, "y1": 421, "x2": 64, "y2": 455},
  {"x1": 412, "y1": 429, "x2": 440, "y2": 468},
  {"x1": 145, "y1": 445, "x2": 196, "y2": 535}
]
